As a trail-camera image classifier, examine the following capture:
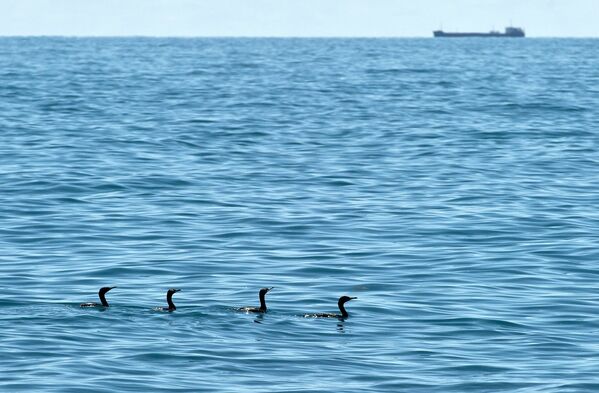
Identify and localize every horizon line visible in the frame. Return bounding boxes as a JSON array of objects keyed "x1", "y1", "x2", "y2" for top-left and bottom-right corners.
[{"x1": 0, "y1": 34, "x2": 597, "y2": 39}]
